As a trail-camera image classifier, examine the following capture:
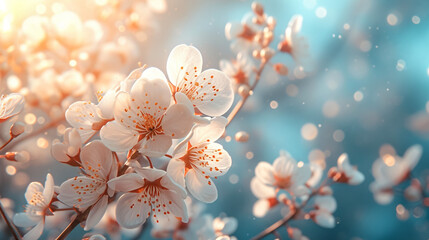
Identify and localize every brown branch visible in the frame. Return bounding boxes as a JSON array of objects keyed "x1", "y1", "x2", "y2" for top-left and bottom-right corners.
[
  {"x1": 56, "y1": 208, "x2": 91, "y2": 240},
  {"x1": 0, "y1": 199, "x2": 22, "y2": 240}
]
